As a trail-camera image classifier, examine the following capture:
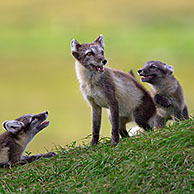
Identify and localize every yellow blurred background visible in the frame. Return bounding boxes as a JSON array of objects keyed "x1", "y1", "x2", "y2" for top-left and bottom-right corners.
[{"x1": 0, "y1": 0, "x2": 194, "y2": 153}]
